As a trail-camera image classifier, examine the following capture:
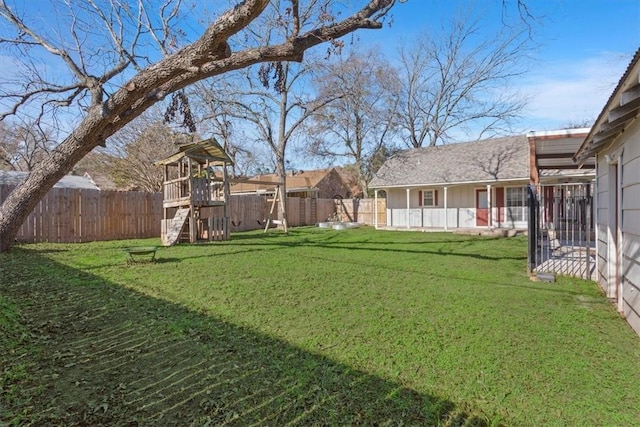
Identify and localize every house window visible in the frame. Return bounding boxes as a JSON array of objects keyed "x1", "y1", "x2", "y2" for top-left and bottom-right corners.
[
  {"x1": 506, "y1": 187, "x2": 526, "y2": 222},
  {"x1": 419, "y1": 190, "x2": 438, "y2": 207}
]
